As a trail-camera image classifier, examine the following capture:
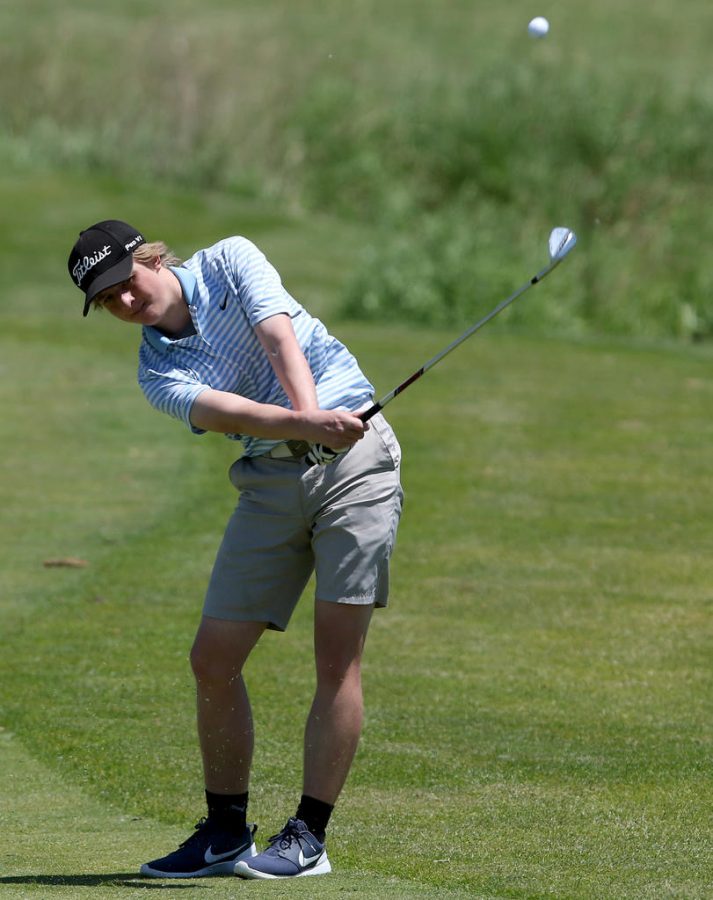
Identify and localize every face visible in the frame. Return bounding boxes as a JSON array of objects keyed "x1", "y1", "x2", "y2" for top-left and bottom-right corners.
[{"x1": 93, "y1": 258, "x2": 174, "y2": 327}]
